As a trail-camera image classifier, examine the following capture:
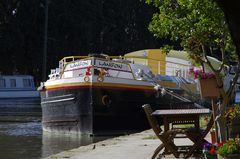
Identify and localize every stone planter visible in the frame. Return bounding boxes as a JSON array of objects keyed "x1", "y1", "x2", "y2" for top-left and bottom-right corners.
[
  {"x1": 203, "y1": 151, "x2": 217, "y2": 159},
  {"x1": 199, "y1": 78, "x2": 220, "y2": 99},
  {"x1": 203, "y1": 153, "x2": 217, "y2": 159},
  {"x1": 218, "y1": 154, "x2": 240, "y2": 159}
]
